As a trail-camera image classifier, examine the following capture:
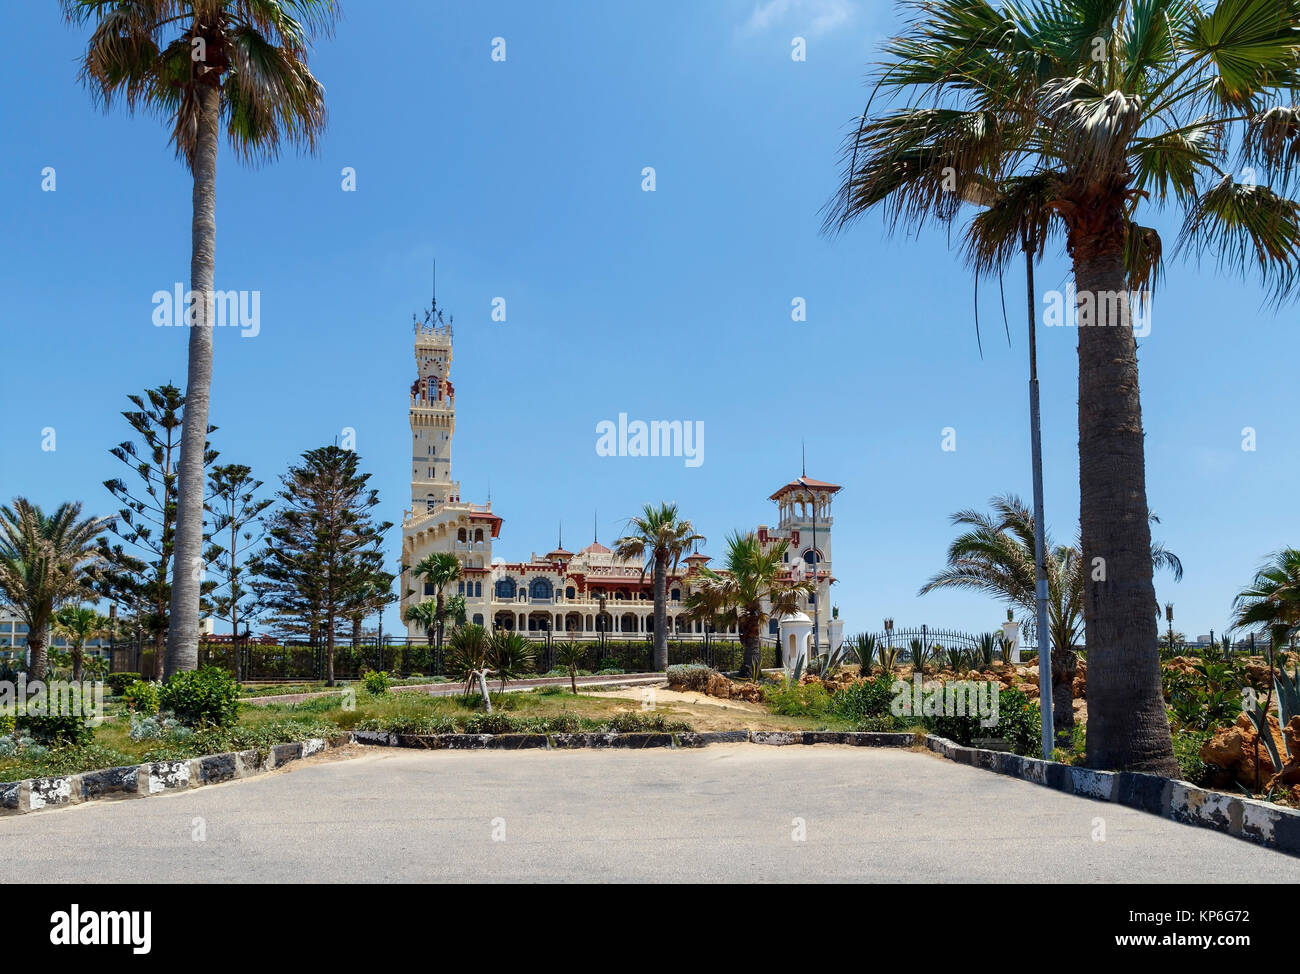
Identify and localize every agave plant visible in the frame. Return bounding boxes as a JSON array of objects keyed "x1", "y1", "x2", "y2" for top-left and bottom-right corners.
[
  {"x1": 943, "y1": 644, "x2": 966, "y2": 672},
  {"x1": 850, "y1": 632, "x2": 878, "y2": 673},
  {"x1": 876, "y1": 640, "x2": 900, "y2": 676},
  {"x1": 976, "y1": 632, "x2": 998, "y2": 670},
  {"x1": 811, "y1": 641, "x2": 849, "y2": 680},
  {"x1": 909, "y1": 638, "x2": 928, "y2": 674}
]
